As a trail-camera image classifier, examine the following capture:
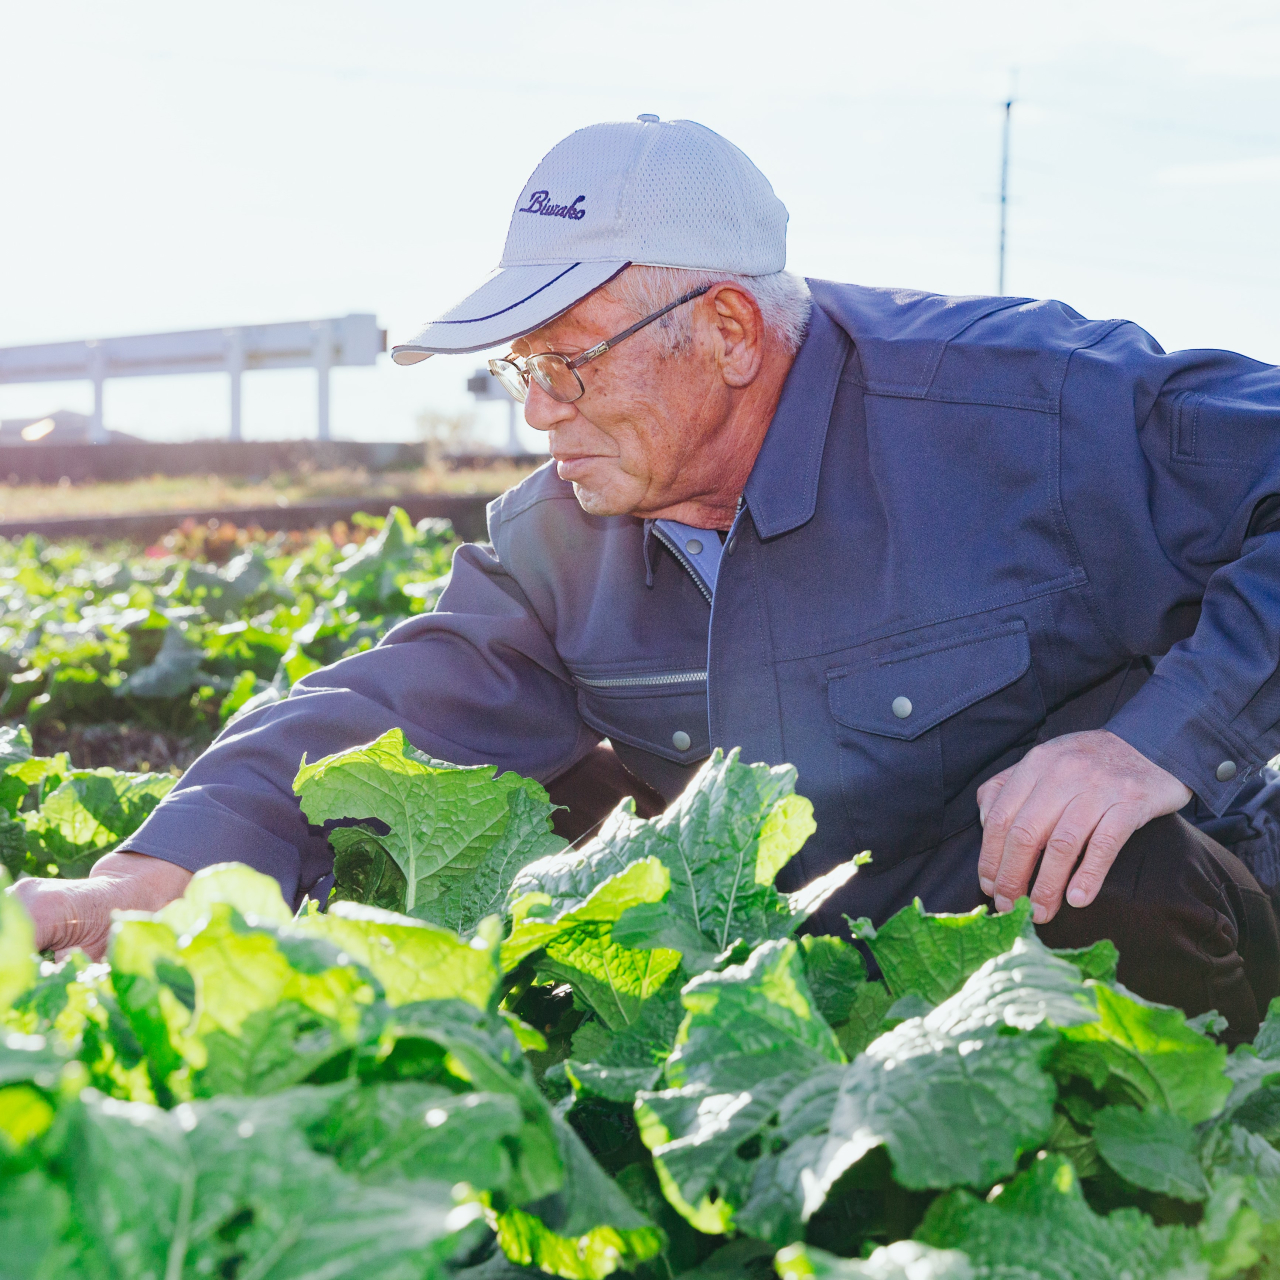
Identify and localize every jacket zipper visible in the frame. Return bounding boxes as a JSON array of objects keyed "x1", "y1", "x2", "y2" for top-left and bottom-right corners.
[
  {"x1": 650, "y1": 525, "x2": 714, "y2": 605},
  {"x1": 577, "y1": 670, "x2": 708, "y2": 690}
]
